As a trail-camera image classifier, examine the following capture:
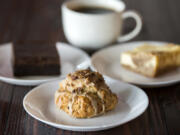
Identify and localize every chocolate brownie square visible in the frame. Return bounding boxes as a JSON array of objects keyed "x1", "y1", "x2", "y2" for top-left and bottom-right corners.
[{"x1": 13, "y1": 41, "x2": 61, "y2": 76}]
